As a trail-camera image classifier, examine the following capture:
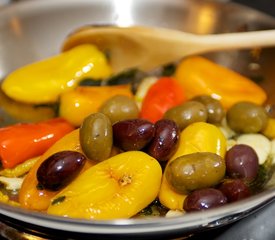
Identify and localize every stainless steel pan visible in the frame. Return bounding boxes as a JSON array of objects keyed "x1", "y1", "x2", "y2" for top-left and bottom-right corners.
[{"x1": 0, "y1": 0, "x2": 275, "y2": 239}]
